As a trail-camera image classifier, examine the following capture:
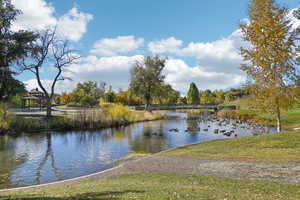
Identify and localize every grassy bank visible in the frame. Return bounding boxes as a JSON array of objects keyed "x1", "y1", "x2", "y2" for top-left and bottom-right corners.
[
  {"x1": 221, "y1": 98, "x2": 300, "y2": 129},
  {"x1": 1, "y1": 173, "x2": 299, "y2": 200},
  {"x1": 167, "y1": 131, "x2": 300, "y2": 163},
  {"x1": 0, "y1": 104, "x2": 166, "y2": 134},
  {"x1": 1, "y1": 128, "x2": 300, "y2": 199}
]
